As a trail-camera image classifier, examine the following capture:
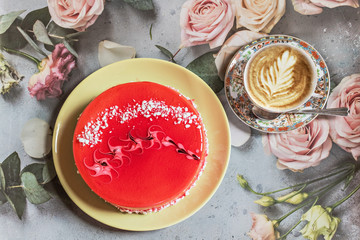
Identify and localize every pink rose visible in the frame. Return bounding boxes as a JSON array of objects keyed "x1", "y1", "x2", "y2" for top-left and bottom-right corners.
[
  {"x1": 28, "y1": 44, "x2": 76, "y2": 100},
  {"x1": 249, "y1": 213, "x2": 279, "y2": 240},
  {"x1": 327, "y1": 74, "x2": 360, "y2": 160},
  {"x1": 180, "y1": 0, "x2": 234, "y2": 49},
  {"x1": 48, "y1": 0, "x2": 105, "y2": 32},
  {"x1": 232, "y1": 0, "x2": 286, "y2": 33},
  {"x1": 214, "y1": 30, "x2": 267, "y2": 80},
  {"x1": 292, "y1": 0, "x2": 359, "y2": 15},
  {"x1": 262, "y1": 118, "x2": 332, "y2": 172}
]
